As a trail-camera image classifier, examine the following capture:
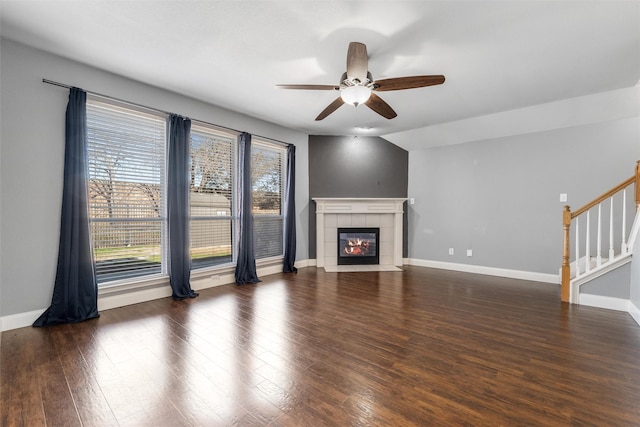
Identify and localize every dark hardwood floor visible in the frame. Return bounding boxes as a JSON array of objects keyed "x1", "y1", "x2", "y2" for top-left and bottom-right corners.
[{"x1": 2, "y1": 266, "x2": 640, "y2": 426}]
